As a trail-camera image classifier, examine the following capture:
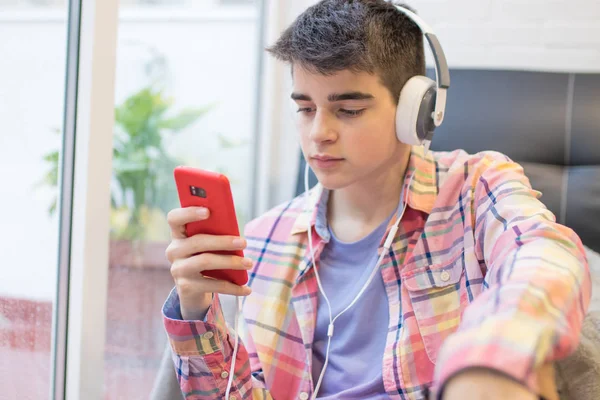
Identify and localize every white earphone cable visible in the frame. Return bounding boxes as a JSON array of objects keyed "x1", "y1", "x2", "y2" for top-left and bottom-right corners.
[
  {"x1": 225, "y1": 296, "x2": 242, "y2": 399},
  {"x1": 306, "y1": 163, "x2": 415, "y2": 399},
  {"x1": 305, "y1": 165, "x2": 334, "y2": 398}
]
